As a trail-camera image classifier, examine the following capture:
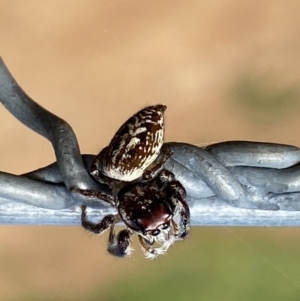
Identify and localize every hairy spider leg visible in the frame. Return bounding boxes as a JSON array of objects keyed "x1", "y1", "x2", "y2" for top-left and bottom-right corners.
[
  {"x1": 74, "y1": 188, "x2": 118, "y2": 206},
  {"x1": 108, "y1": 227, "x2": 134, "y2": 257},
  {"x1": 81, "y1": 205, "x2": 120, "y2": 234},
  {"x1": 168, "y1": 182, "x2": 190, "y2": 239},
  {"x1": 158, "y1": 170, "x2": 190, "y2": 239},
  {"x1": 142, "y1": 149, "x2": 173, "y2": 181},
  {"x1": 176, "y1": 199, "x2": 190, "y2": 239}
]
